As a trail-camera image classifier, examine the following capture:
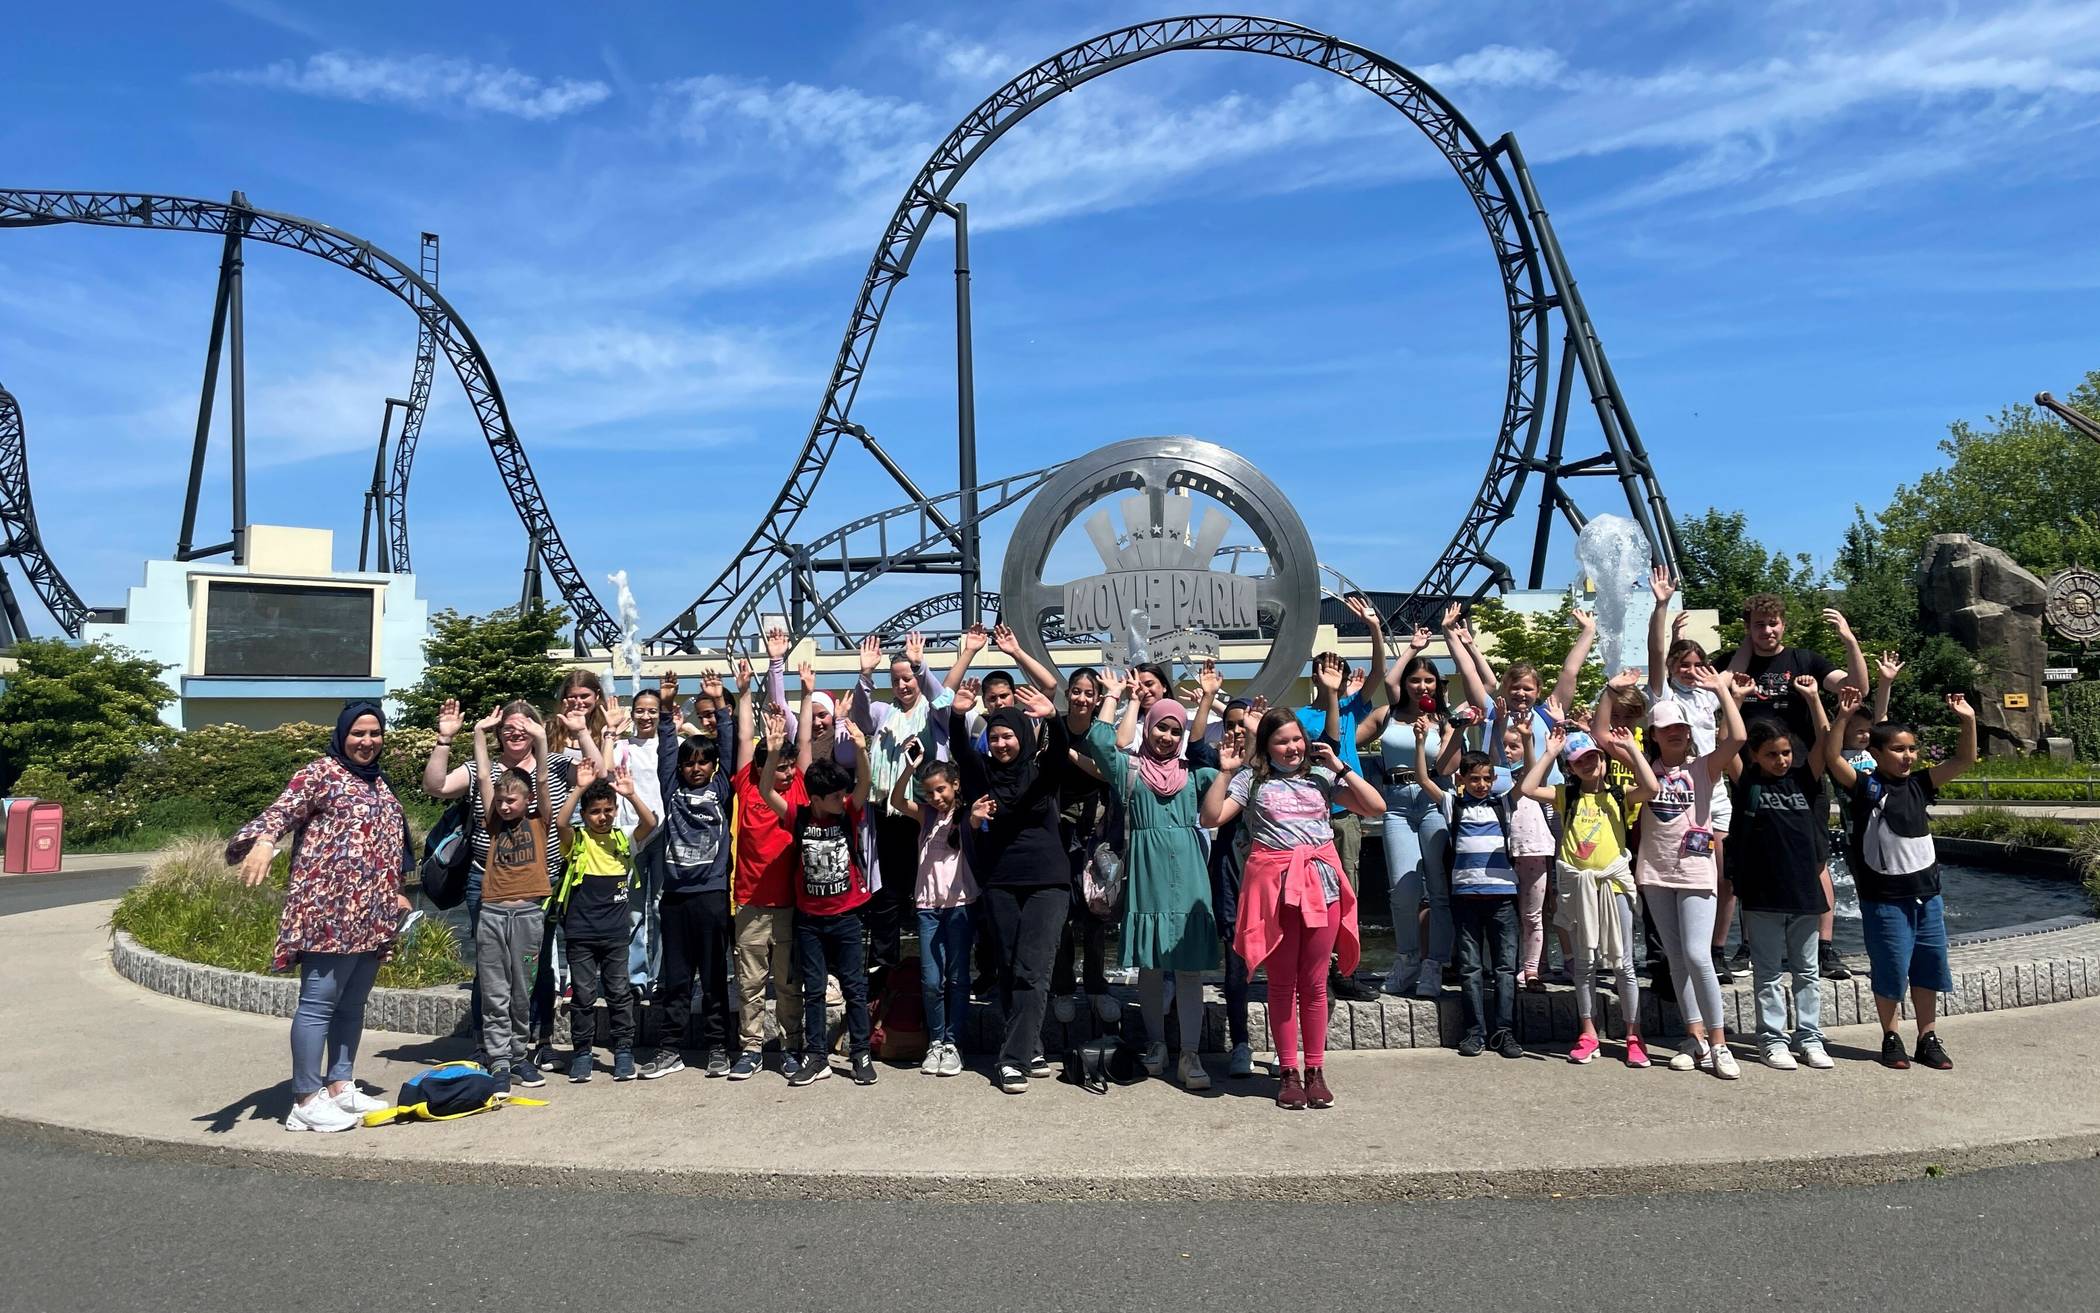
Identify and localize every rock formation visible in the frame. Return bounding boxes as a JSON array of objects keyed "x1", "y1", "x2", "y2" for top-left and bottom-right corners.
[{"x1": 1916, "y1": 534, "x2": 2048, "y2": 756}]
